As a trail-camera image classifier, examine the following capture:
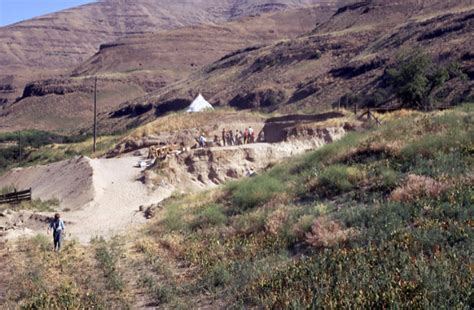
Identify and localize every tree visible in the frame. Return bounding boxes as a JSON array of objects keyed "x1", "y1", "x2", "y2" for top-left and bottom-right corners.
[{"x1": 387, "y1": 51, "x2": 449, "y2": 110}]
